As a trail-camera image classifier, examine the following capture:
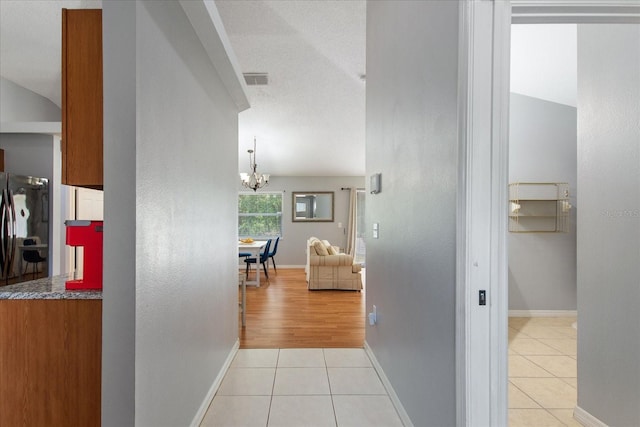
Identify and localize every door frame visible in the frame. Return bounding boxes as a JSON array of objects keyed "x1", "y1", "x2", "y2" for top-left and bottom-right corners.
[{"x1": 459, "y1": 1, "x2": 640, "y2": 426}]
